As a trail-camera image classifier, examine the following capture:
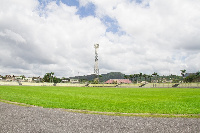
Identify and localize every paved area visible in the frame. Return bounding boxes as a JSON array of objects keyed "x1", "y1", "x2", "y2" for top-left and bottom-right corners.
[{"x1": 0, "y1": 102, "x2": 199, "y2": 133}]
